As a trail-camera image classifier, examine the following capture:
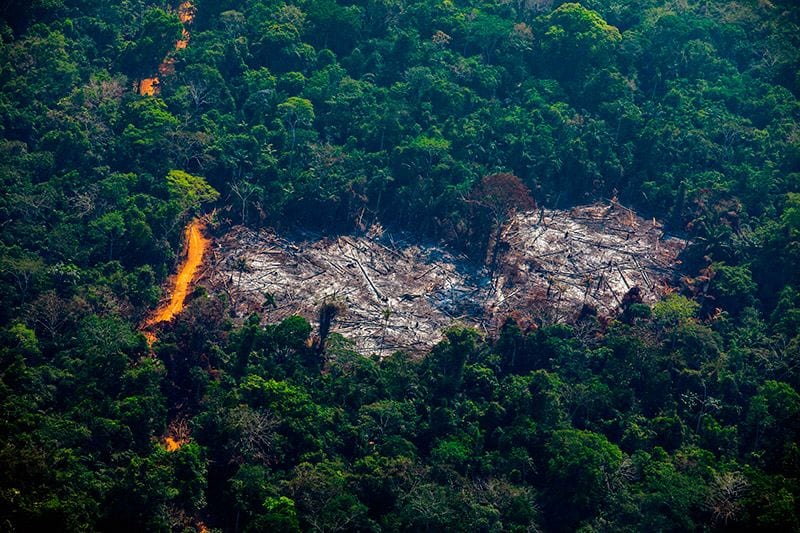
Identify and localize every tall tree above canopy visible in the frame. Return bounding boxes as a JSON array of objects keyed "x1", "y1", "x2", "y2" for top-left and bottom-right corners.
[
  {"x1": 467, "y1": 173, "x2": 535, "y2": 270},
  {"x1": 469, "y1": 173, "x2": 536, "y2": 224},
  {"x1": 278, "y1": 96, "x2": 315, "y2": 171}
]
